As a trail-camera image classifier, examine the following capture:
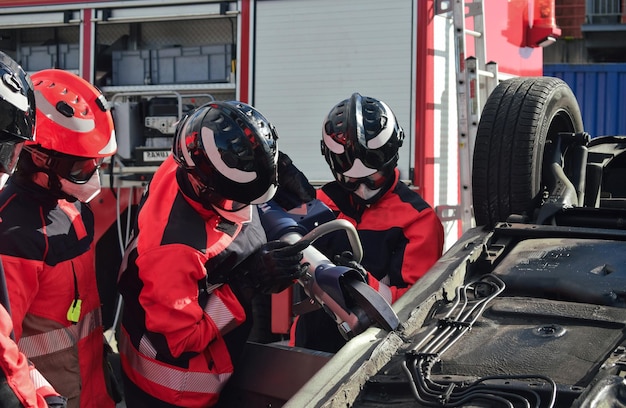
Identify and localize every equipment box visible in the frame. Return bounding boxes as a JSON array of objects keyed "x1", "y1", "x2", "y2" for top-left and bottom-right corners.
[
  {"x1": 110, "y1": 45, "x2": 231, "y2": 86},
  {"x1": 150, "y1": 45, "x2": 231, "y2": 84},
  {"x1": 112, "y1": 50, "x2": 152, "y2": 86},
  {"x1": 20, "y1": 44, "x2": 79, "y2": 71}
]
